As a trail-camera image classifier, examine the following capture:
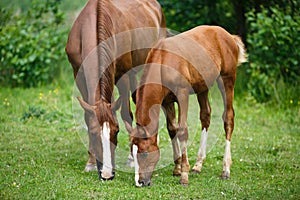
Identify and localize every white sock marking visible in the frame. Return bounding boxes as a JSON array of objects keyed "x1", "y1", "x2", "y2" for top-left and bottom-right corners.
[
  {"x1": 101, "y1": 122, "x2": 113, "y2": 178},
  {"x1": 198, "y1": 128, "x2": 208, "y2": 160},
  {"x1": 133, "y1": 144, "x2": 142, "y2": 187},
  {"x1": 223, "y1": 140, "x2": 232, "y2": 173},
  {"x1": 193, "y1": 128, "x2": 208, "y2": 172}
]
